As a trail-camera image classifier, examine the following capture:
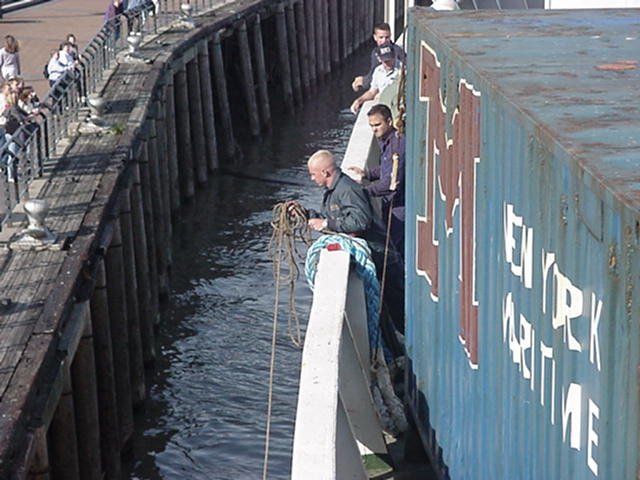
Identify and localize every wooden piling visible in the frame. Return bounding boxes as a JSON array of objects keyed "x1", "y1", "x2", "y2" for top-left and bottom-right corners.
[
  {"x1": 313, "y1": 0, "x2": 324, "y2": 77},
  {"x1": 340, "y1": 0, "x2": 347, "y2": 61},
  {"x1": 186, "y1": 57, "x2": 208, "y2": 184},
  {"x1": 48, "y1": 373, "x2": 80, "y2": 480},
  {"x1": 304, "y1": 0, "x2": 317, "y2": 86},
  {"x1": 174, "y1": 67, "x2": 196, "y2": 198},
  {"x1": 293, "y1": 1, "x2": 310, "y2": 95},
  {"x1": 375, "y1": 0, "x2": 385, "y2": 24},
  {"x1": 353, "y1": 0, "x2": 365, "y2": 48},
  {"x1": 251, "y1": 14, "x2": 272, "y2": 128},
  {"x1": 197, "y1": 42, "x2": 219, "y2": 171},
  {"x1": 70, "y1": 306, "x2": 103, "y2": 480},
  {"x1": 366, "y1": 0, "x2": 374, "y2": 36},
  {"x1": 105, "y1": 214, "x2": 146, "y2": 405},
  {"x1": 130, "y1": 163, "x2": 156, "y2": 366},
  {"x1": 329, "y1": 0, "x2": 340, "y2": 69},
  {"x1": 89, "y1": 258, "x2": 121, "y2": 479},
  {"x1": 164, "y1": 75, "x2": 181, "y2": 213},
  {"x1": 322, "y1": 0, "x2": 331, "y2": 74},
  {"x1": 146, "y1": 115, "x2": 170, "y2": 300},
  {"x1": 138, "y1": 141, "x2": 160, "y2": 328},
  {"x1": 236, "y1": 20, "x2": 261, "y2": 135},
  {"x1": 104, "y1": 220, "x2": 135, "y2": 446},
  {"x1": 275, "y1": 2, "x2": 294, "y2": 111},
  {"x1": 285, "y1": 2, "x2": 303, "y2": 107},
  {"x1": 347, "y1": 0, "x2": 355, "y2": 56},
  {"x1": 154, "y1": 94, "x2": 173, "y2": 291},
  {"x1": 211, "y1": 33, "x2": 236, "y2": 158},
  {"x1": 27, "y1": 427, "x2": 50, "y2": 480},
  {"x1": 118, "y1": 189, "x2": 146, "y2": 405}
]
